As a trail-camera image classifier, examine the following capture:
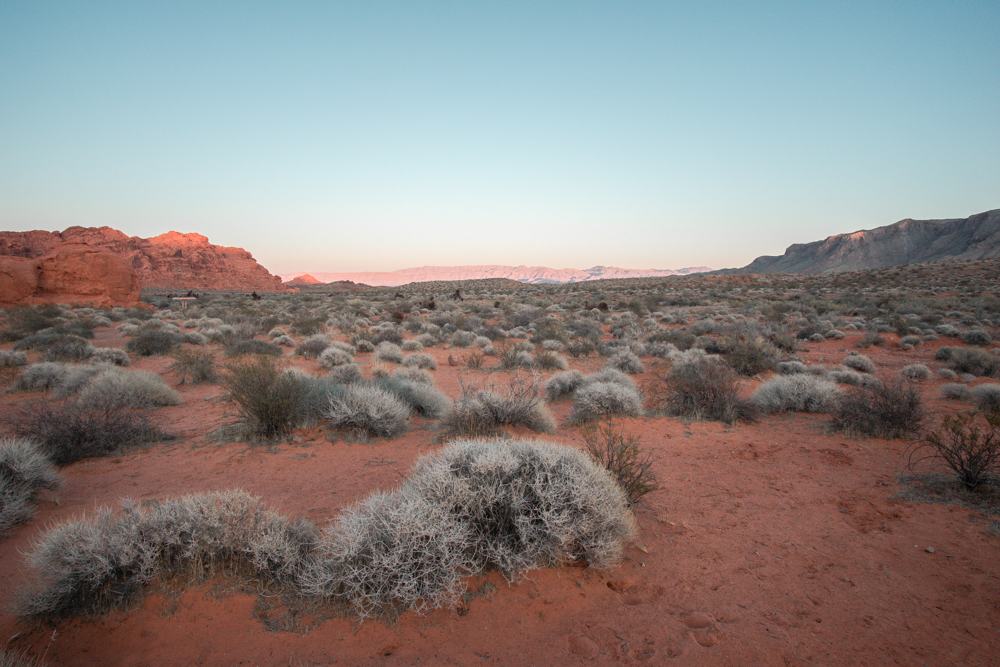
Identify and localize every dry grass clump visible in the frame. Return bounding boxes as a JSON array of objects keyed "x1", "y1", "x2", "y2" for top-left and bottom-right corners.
[
  {"x1": 17, "y1": 490, "x2": 316, "y2": 619},
  {"x1": 752, "y1": 375, "x2": 842, "y2": 414},
  {"x1": 323, "y1": 384, "x2": 411, "y2": 439},
  {"x1": 0, "y1": 649, "x2": 49, "y2": 667},
  {"x1": 0, "y1": 437, "x2": 61, "y2": 535},
  {"x1": 224, "y1": 356, "x2": 309, "y2": 438},
  {"x1": 831, "y1": 377, "x2": 924, "y2": 439}
]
